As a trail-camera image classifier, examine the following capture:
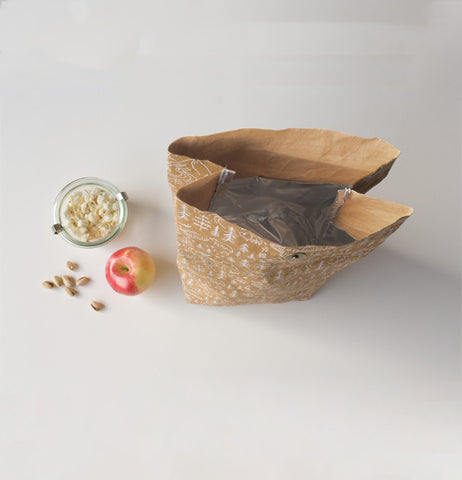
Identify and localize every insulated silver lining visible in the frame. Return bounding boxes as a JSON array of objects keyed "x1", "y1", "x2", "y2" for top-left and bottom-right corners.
[{"x1": 208, "y1": 175, "x2": 355, "y2": 247}]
